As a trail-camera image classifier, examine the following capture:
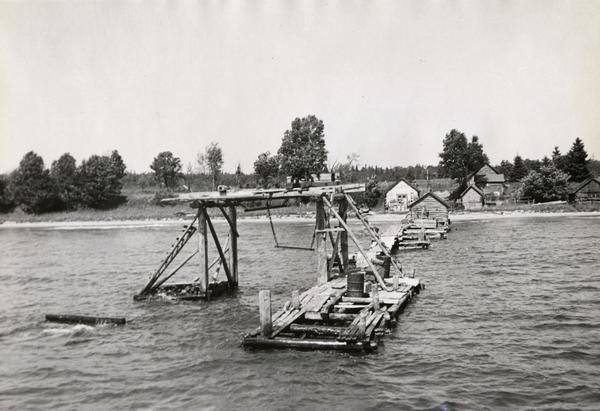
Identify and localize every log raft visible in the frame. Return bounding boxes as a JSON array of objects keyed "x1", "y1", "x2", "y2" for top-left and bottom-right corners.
[{"x1": 242, "y1": 275, "x2": 422, "y2": 352}]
